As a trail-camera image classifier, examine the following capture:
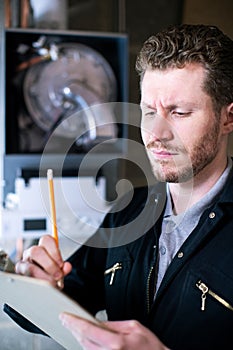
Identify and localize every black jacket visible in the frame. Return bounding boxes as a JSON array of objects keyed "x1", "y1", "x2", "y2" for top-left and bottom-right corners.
[{"x1": 4, "y1": 169, "x2": 233, "y2": 350}]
